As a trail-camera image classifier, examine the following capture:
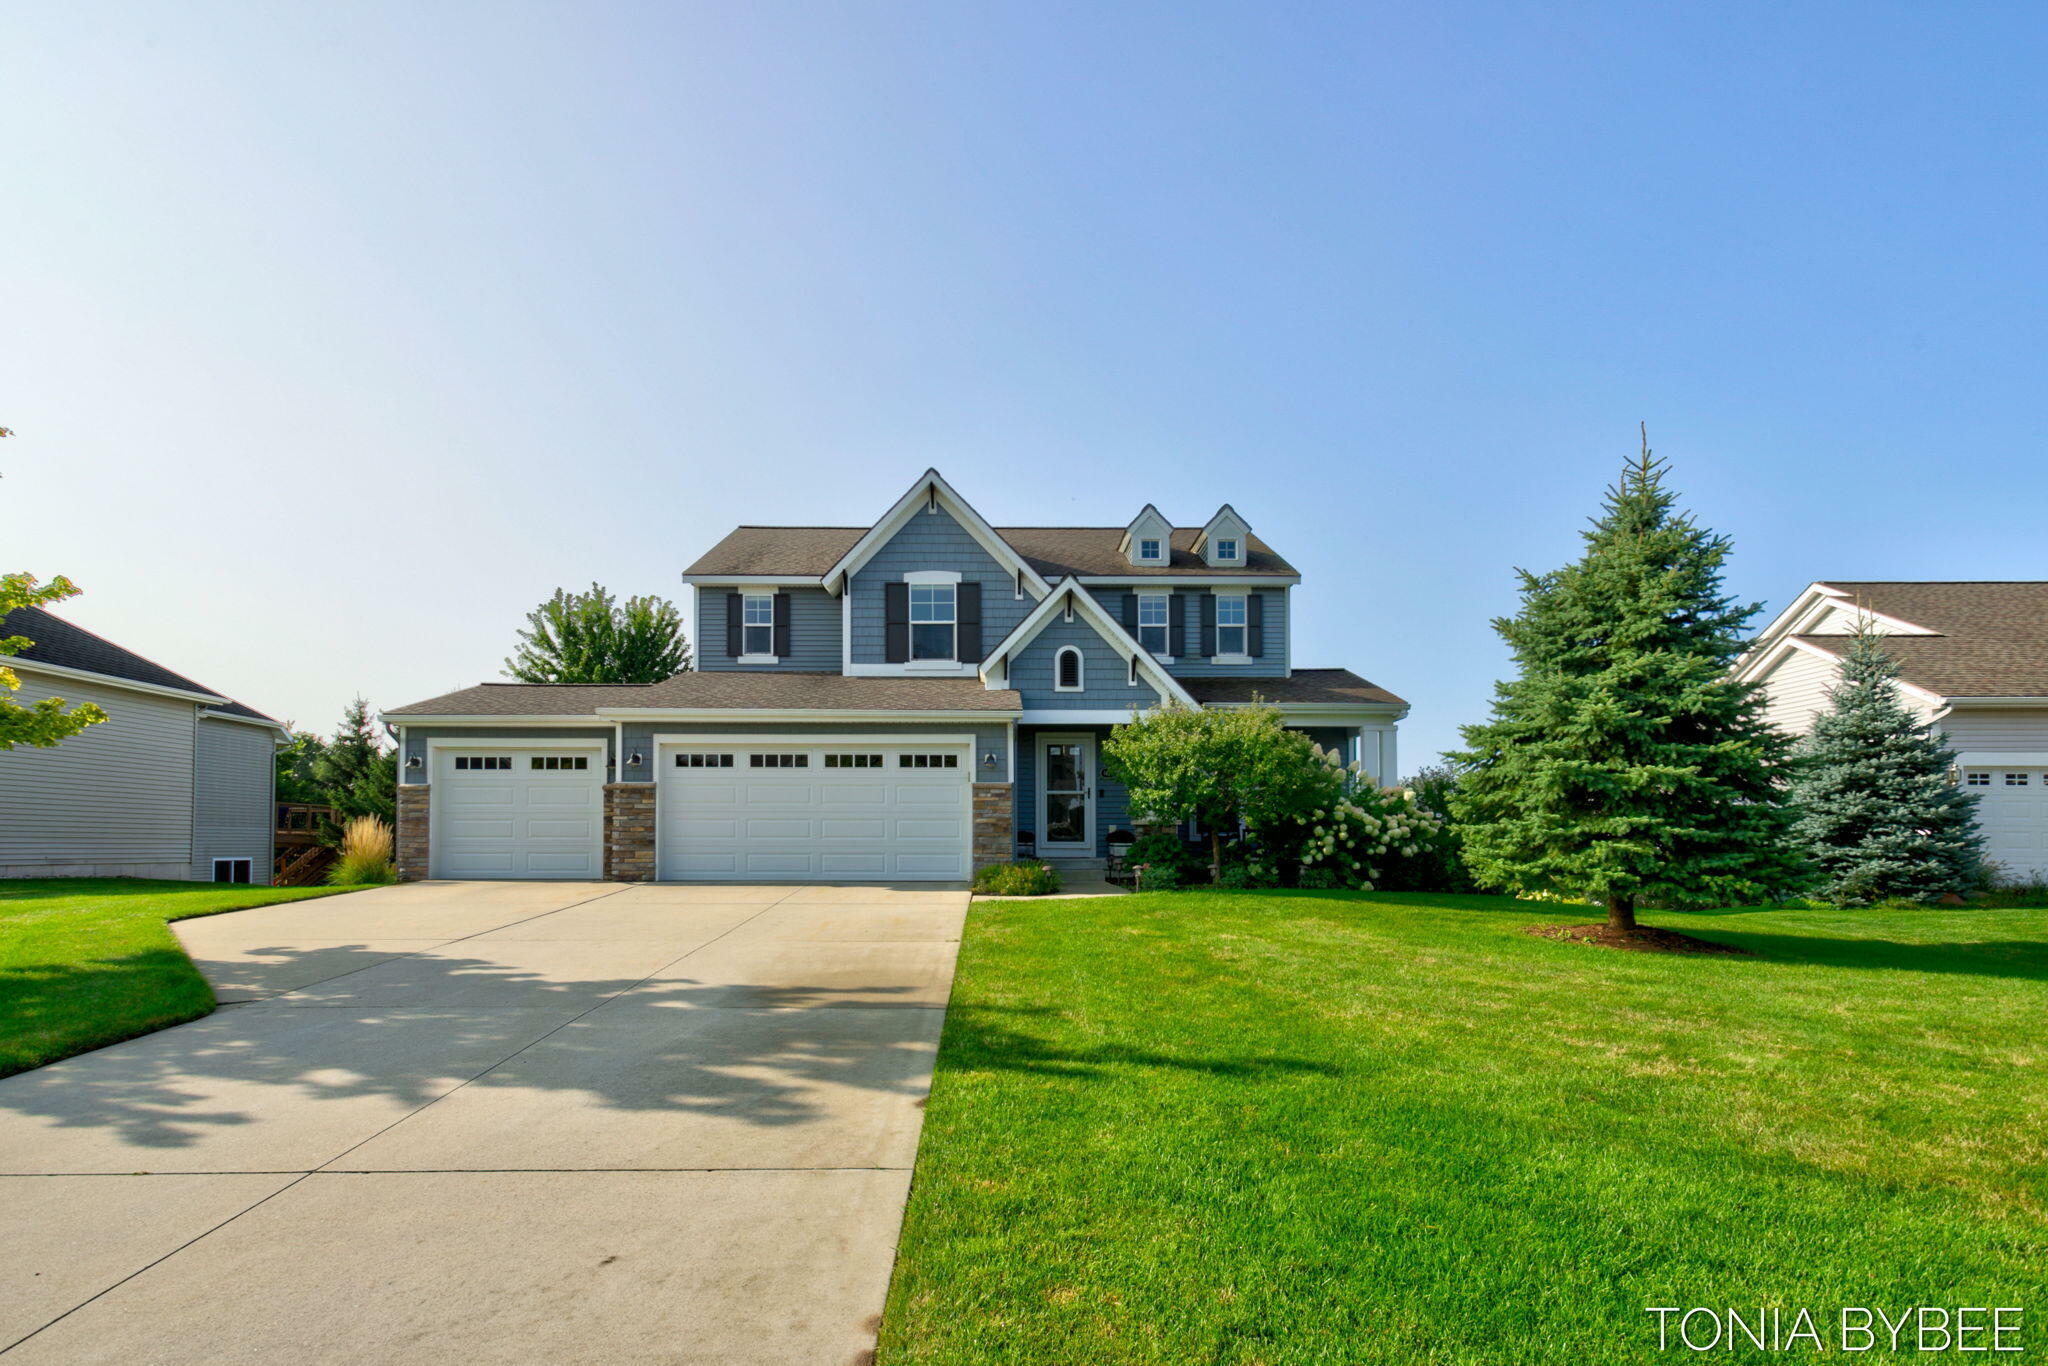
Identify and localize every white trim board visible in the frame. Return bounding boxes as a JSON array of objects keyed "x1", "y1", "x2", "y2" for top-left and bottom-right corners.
[
  {"x1": 977, "y1": 576, "x2": 1198, "y2": 707},
  {"x1": 10, "y1": 656, "x2": 231, "y2": 707}
]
